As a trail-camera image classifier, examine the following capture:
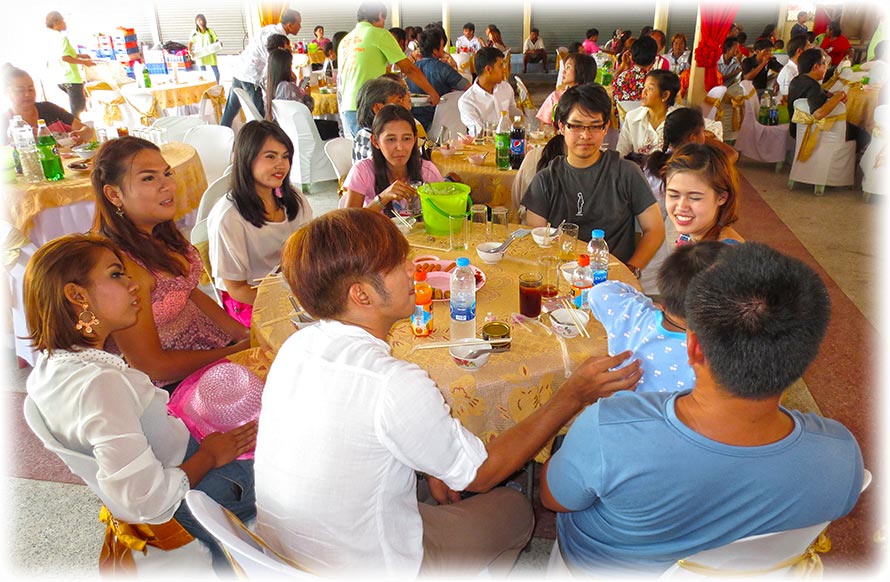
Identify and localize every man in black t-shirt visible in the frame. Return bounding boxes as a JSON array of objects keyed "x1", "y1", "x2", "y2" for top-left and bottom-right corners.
[
  {"x1": 521, "y1": 84, "x2": 663, "y2": 280},
  {"x1": 741, "y1": 39, "x2": 784, "y2": 92},
  {"x1": 787, "y1": 48, "x2": 846, "y2": 139}
]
